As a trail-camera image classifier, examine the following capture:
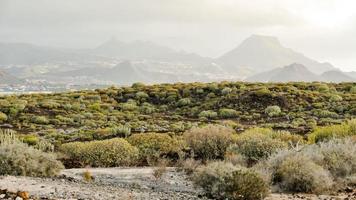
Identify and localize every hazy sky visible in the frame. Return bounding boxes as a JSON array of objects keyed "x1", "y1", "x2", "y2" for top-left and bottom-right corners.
[{"x1": 0, "y1": 0, "x2": 355, "y2": 71}]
